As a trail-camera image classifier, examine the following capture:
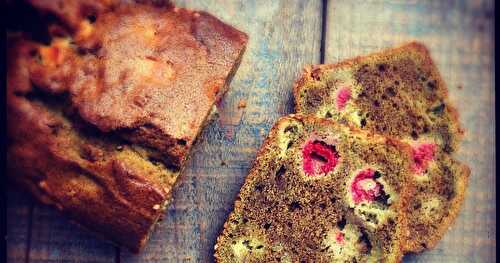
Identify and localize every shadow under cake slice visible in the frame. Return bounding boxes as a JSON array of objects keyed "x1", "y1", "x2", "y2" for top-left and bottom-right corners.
[
  {"x1": 215, "y1": 115, "x2": 415, "y2": 263},
  {"x1": 6, "y1": 0, "x2": 247, "y2": 252},
  {"x1": 293, "y1": 42, "x2": 470, "y2": 252}
]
